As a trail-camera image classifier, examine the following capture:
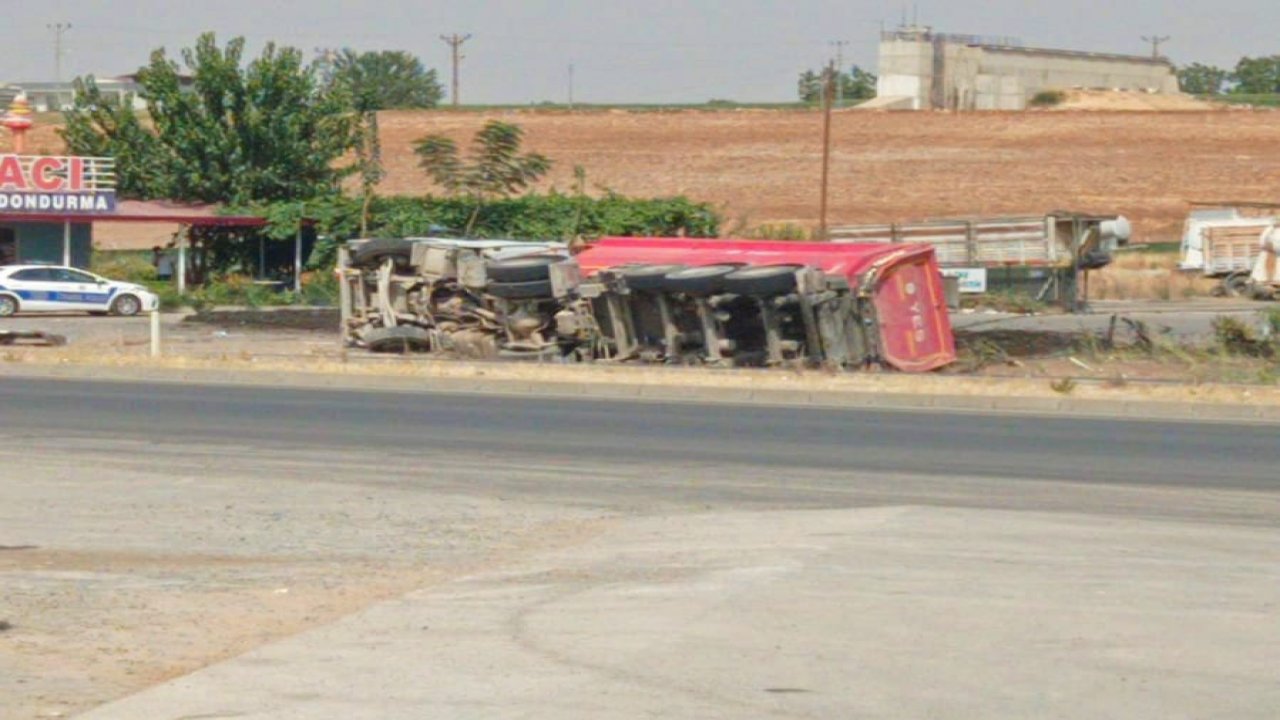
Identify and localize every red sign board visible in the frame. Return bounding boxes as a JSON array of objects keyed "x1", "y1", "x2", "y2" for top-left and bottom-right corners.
[{"x1": 0, "y1": 154, "x2": 117, "y2": 214}]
